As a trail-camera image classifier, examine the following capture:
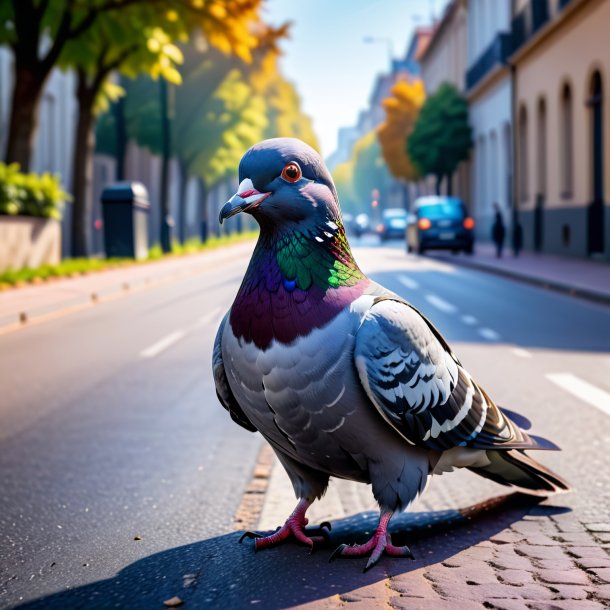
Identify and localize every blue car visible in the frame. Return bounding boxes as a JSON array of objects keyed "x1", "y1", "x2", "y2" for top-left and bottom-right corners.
[{"x1": 406, "y1": 196, "x2": 475, "y2": 254}]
